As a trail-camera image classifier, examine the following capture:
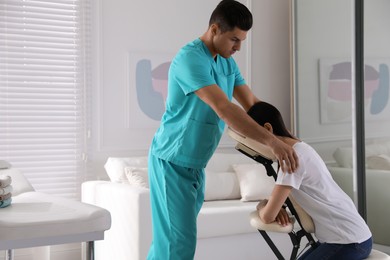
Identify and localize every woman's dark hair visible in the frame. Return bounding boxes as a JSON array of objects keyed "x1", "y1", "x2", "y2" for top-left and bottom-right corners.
[
  {"x1": 209, "y1": 0, "x2": 253, "y2": 33},
  {"x1": 247, "y1": 101, "x2": 295, "y2": 139}
]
